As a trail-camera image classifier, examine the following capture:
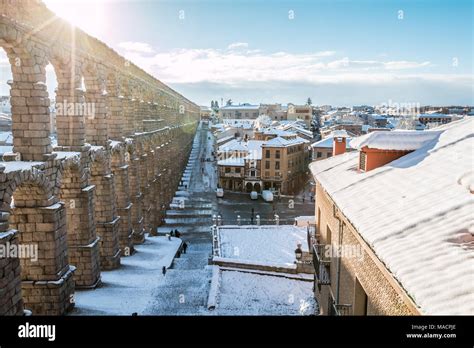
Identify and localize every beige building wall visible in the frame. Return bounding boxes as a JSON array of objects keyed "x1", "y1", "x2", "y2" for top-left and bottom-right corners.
[
  {"x1": 261, "y1": 143, "x2": 307, "y2": 194},
  {"x1": 288, "y1": 104, "x2": 312, "y2": 127},
  {"x1": 314, "y1": 182, "x2": 420, "y2": 315}
]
